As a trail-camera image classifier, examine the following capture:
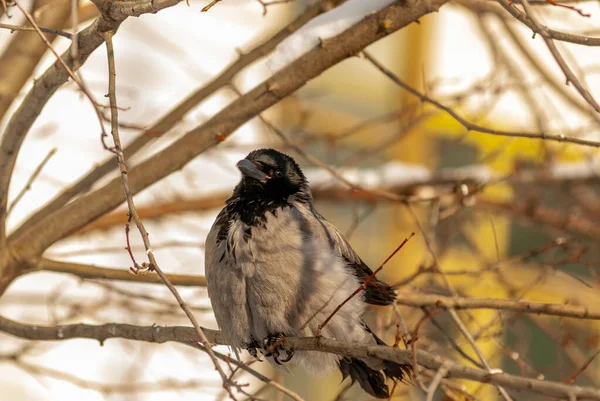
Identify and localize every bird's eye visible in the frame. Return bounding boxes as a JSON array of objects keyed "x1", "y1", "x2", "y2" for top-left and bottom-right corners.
[{"x1": 274, "y1": 170, "x2": 283, "y2": 178}]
